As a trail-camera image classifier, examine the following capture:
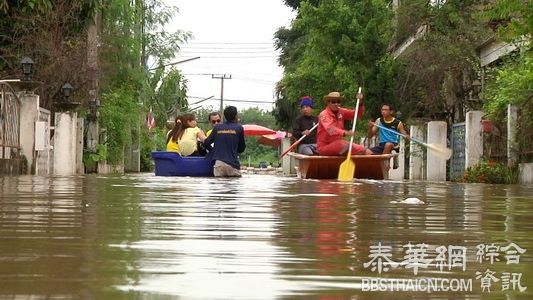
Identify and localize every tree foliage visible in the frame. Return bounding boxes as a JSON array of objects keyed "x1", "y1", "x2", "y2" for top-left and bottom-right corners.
[
  {"x1": 392, "y1": 0, "x2": 491, "y2": 123},
  {"x1": 481, "y1": 0, "x2": 533, "y2": 123},
  {"x1": 274, "y1": 0, "x2": 396, "y2": 129},
  {"x1": 0, "y1": 0, "x2": 100, "y2": 108}
]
